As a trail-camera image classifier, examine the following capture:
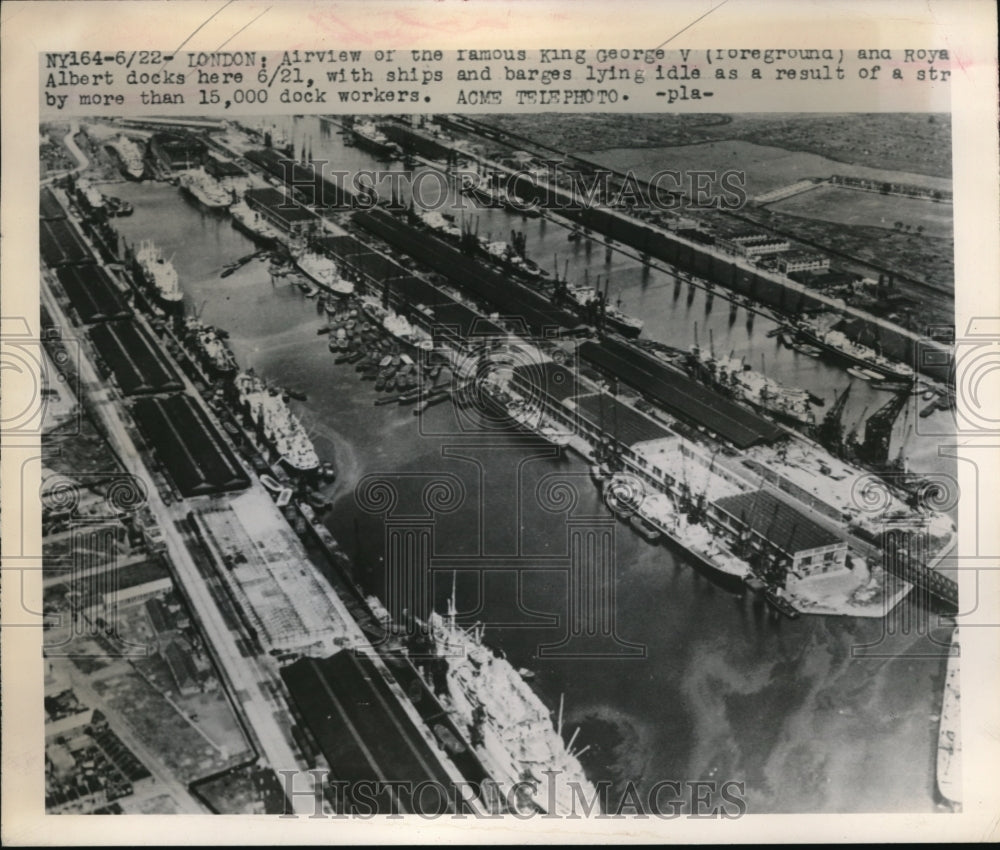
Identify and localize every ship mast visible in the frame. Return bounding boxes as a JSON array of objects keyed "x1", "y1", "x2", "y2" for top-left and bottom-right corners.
[{"x1": 448, "y1": 569, "x2": 457, "y2": 628}]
